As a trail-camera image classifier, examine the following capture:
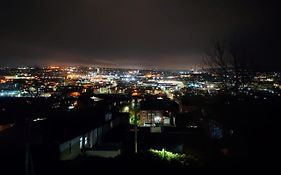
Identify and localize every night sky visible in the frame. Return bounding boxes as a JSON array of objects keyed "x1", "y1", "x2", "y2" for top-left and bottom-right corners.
[{"x1": 0, "y1": 0, "x2": 280, "y2": 70}]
